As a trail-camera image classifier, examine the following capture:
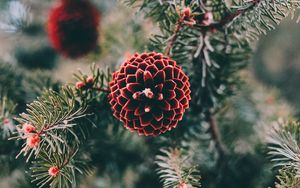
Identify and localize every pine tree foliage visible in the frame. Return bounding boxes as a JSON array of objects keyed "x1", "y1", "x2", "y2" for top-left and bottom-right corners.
[
  {"x1": 123, "y1": 0, "x2": 300, "y2": 186},
  {"x1": 30, "y1": 144, "x2": 93, "y2": 188},
  {"x1": 0, "y1": 0, "x2": 299, "y2": 187},
  {"x1": 126, "y1": 0, "x2": 250, "y2": 113},
  {"x1": 0, "y1": 1, "x2": 31, "y2": 33},
  {"x1": 0, "y1": 62, "x2": 60, "y2": 112},
  {"x1": 13, "y1": 86, "x2": 88, "y2": 161},
  {"x1": 127, "y1": 0, "x2": 300, "y2": 112},
  {"x1": 275, "y1": 169, "x2": 300, "y2": 188},
  {"x1": 0, "y1": 95, "x2": 28, "y2": 184},
  {"x1": 10, "y1": 64, "x2": 111, "y2": 187},
  {"x1": 0, "y1": 96, "x2": 15, "y2": 138},
  {"x1": 228, "y1": 0, "x2": 300, "y2": 41},
  {"x1": 267, "y1": 120, "x2": 300, "y2": 187},
  {"x1": 156, "y1": 148, "x2": 201, "y2": 188}
]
